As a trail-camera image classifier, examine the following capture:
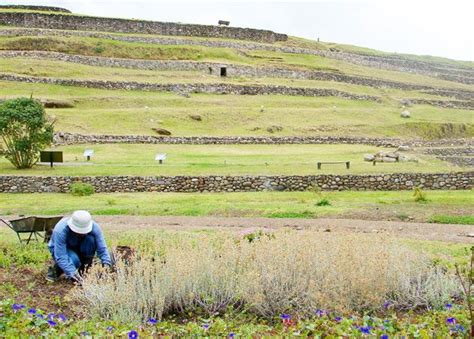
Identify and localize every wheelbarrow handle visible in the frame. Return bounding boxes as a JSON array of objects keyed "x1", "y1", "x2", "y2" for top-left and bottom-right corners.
[{"x1": 0, "y1": 217, "x2": 14, "y2": 230}]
